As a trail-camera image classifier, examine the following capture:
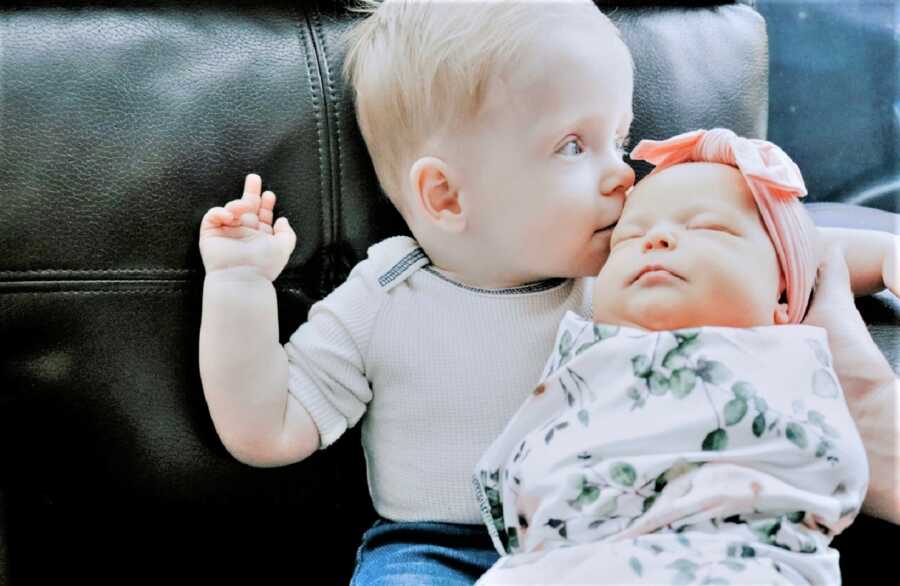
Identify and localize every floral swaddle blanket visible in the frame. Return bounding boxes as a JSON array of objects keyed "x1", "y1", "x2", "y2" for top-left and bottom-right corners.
[{"x1": 473, "y1": 311, "x2": 868, "y2": 585}]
